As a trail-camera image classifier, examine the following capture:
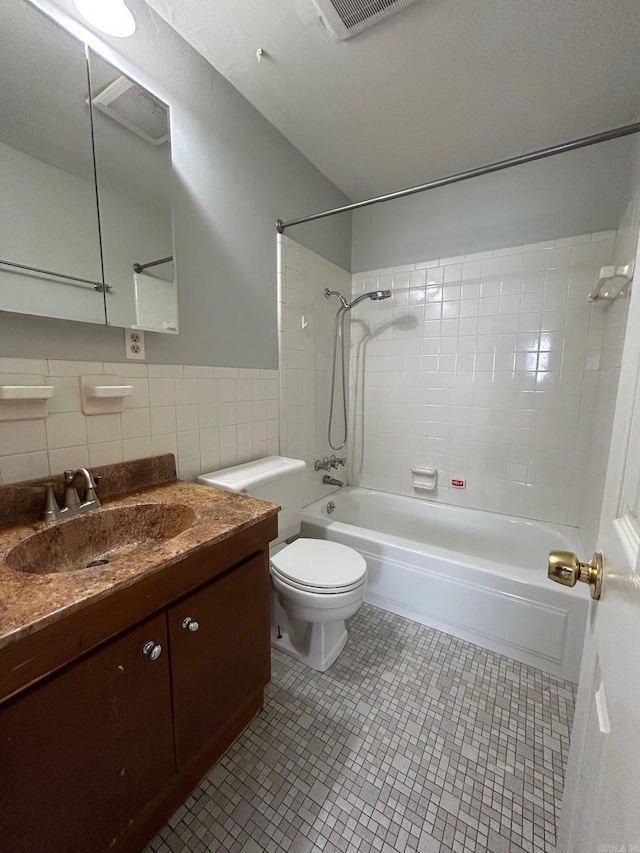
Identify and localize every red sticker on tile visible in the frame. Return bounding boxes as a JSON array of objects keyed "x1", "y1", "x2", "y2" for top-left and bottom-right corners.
[{"x1": 451, "y1": 479, "x2": 466, "y2": 488}]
